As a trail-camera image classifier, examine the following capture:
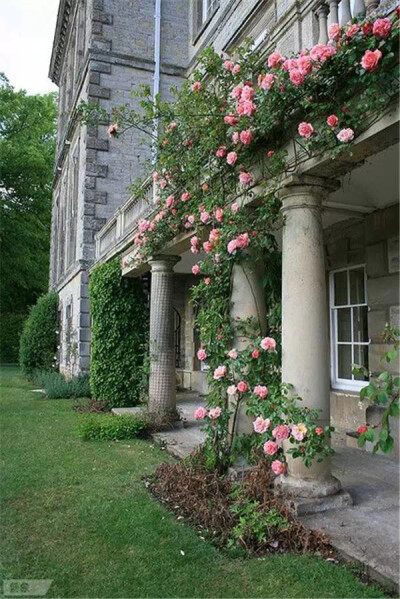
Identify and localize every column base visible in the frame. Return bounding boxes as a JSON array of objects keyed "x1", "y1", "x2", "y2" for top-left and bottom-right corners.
[{"x1": 279, "y1": 488, "x2": 353, "y2": 516}]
